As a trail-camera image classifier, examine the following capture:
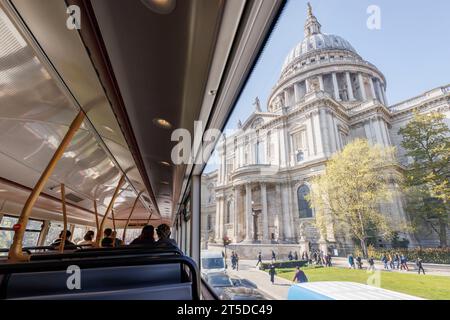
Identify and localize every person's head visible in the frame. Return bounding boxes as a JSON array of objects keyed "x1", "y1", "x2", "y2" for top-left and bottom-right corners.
[
  {"x1": 58, "y1": 230, "x2": 71, "y2": 239},
  {"x1": 296, "y1": 266, "x2": 300, "y2": 271},
  {"x1": 104, "y1": 228, "x2": 113, "y2": 237},
  {"x1": 84, "y1": 230, "x2": 95, "y2": 241},
  {"x1": 156, "y1": 224, "x2": 171, "y2": 240},
  {"x1": 141, "y1": 225, "x2": 155, "y2": 240}
]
